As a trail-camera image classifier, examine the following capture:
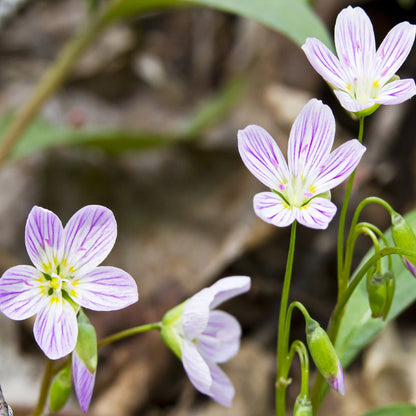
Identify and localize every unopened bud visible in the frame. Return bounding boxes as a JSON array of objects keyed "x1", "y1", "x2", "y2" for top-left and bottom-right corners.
[
  {"x1": 391, "y1": 212, "x2": 416, "y2": 276},
  {"x1": 293, "y1": 395, "x2": 313, "y2": 416},
  {"x1": 49, "y1": 365, "x2": 71, "y2": 412},
  {"x1": 75, "y1": 310, "x2": 97, "y2": 373},
  {"x1": 366, "y1": 268, "x2": 395, "y2": 320},
  {"x1": 306, "y1": 319, "x2": 345, "y2": 395}
]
